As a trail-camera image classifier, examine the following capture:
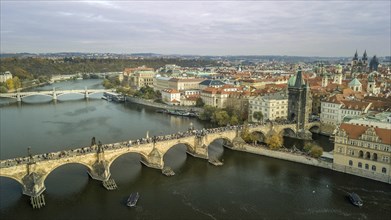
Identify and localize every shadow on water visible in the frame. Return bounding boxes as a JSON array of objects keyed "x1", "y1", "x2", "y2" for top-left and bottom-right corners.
[
  {"x1": 44, "y1": 163, "x2": 90, "y2": 197},
  {"x1": 110, "y1": 153, "x2": 142, "y2": 185},
  {"x1": 163, "y1": 144, "x2": 188, "y2": 174}
]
